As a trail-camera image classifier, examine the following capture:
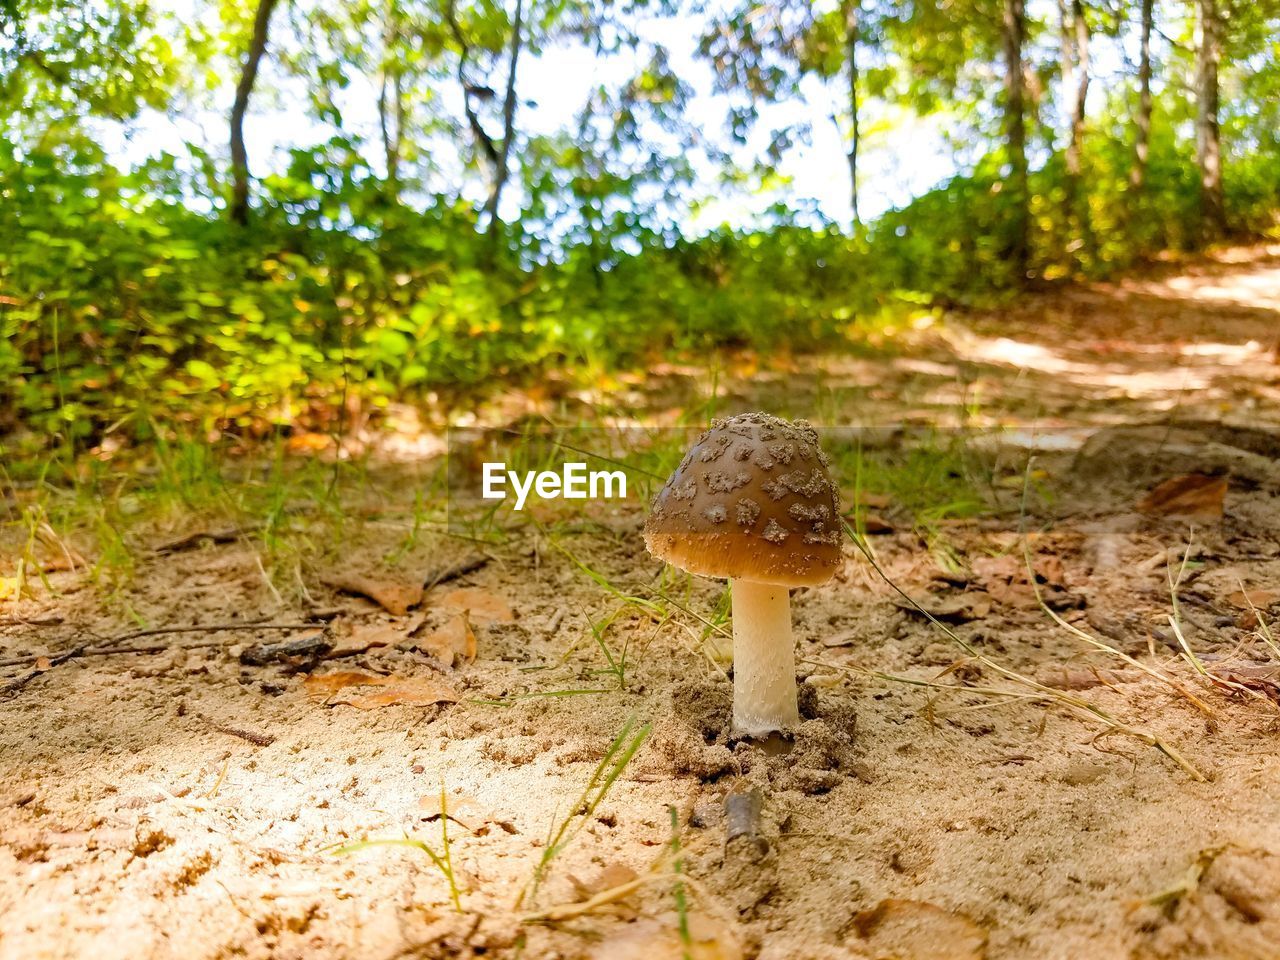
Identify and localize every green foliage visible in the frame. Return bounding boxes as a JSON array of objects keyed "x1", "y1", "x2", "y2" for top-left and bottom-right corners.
[
  {"x1": 2, "y1": 0, "x2": 1279, "y2": 445},
  {"x1": 3, "y1": 126, "x2": 1278, "y2": 445}
]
